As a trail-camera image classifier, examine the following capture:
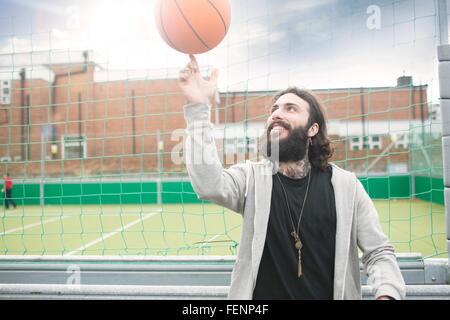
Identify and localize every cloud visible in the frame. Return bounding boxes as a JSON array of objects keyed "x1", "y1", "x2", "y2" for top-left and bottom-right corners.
[
  {"x1": 274, "y1": 0, "x2": 337, "y2": 14},
  {"x1": 0, "y1": 0, "x2": 441, "y2": 100},
  {"x1": 2, "y1": 0, "x2": 67, "y2": 15}
]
